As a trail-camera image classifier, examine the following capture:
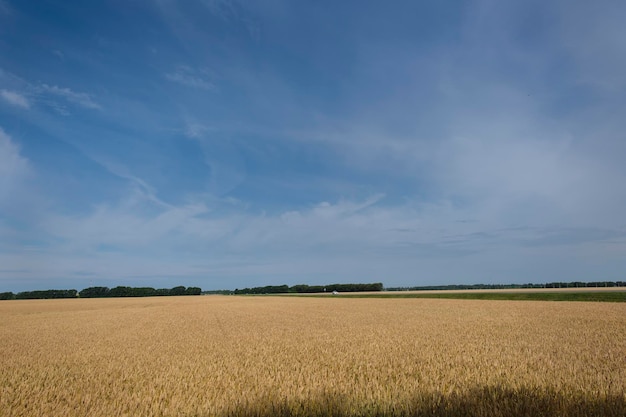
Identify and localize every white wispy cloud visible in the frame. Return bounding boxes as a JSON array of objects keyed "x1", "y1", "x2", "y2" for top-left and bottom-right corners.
[
  {"x1": 18, "y1": 187, "x2": 622, "y2": 289},
  {"x1": 90, "y1": 157, "x2": 172, "y2": 210},
  {"x1": 165, "y1": 66, "x2": 215, "y2": 90},
  {"x1": 183, "y1": 120, "x2": 214, "y2": 139},
  {"x1": 0, "y1": 69, "x2": 100, "y2": 111},
  {"x1": 40, "y1": 84, "x2": 101, "y2": 109},
  {"x1": 3, "y1": 1, "x2": 626, "y2": 291},
  {"x1": 0, "y1": 89, "x2": 29, "y2": 109},
  {"x1": 0, "y1": 127, "x2": 31, "y2": 202}
]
